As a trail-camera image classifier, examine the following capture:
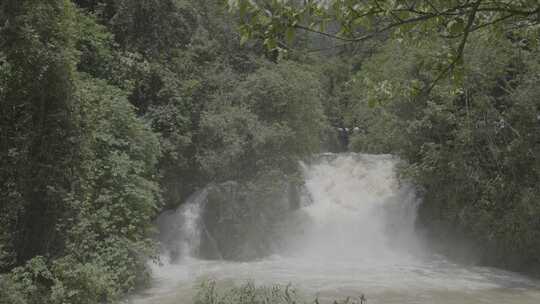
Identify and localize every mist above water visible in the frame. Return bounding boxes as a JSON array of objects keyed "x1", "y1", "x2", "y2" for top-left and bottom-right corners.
[
  {"x1": 281, "y1": 154, "x2": 422, "y2": 262},
  {"x1": 133, "y1": 153, "x2": 540, "y2": 304}
]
